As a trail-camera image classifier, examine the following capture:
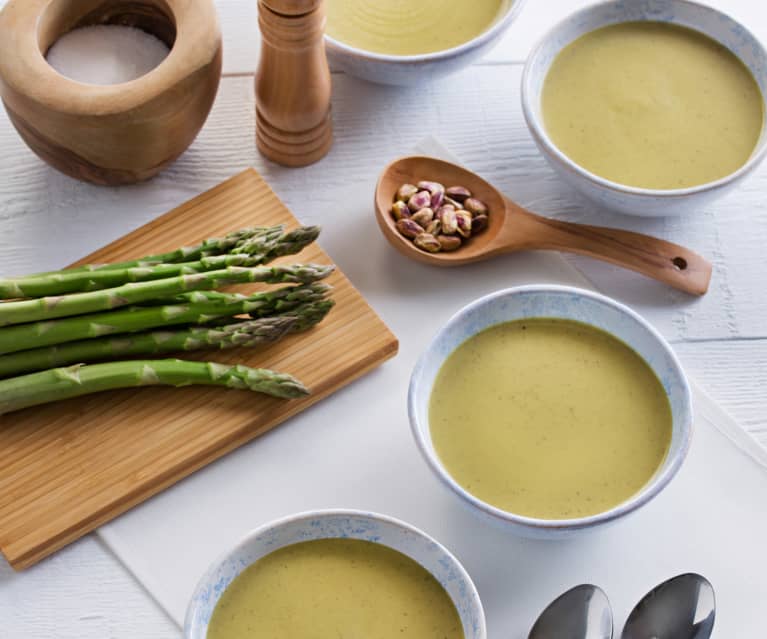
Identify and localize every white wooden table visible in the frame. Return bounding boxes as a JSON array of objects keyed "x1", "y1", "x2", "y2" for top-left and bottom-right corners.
[{"x1": 1, "y1": 1, "x2": 766, "y2": 636}]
